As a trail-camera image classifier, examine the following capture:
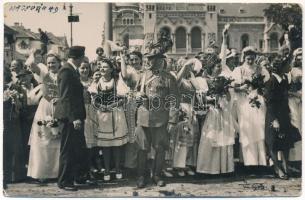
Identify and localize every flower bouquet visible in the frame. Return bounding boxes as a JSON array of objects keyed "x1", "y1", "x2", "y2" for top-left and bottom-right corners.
[
  {"x1": 248, "y1": 92, "x2": 263, "y2": 108},
  {"x1": 289, "y1": 80, "x2": 302, "y2": 93},
  {"x1": 37, "y1": 115, "x2": 62, "y2": 139},
  {"x1": 207, "y1": 76, "x2": 234, "y2": 97},
  {"x1": 206, "y1": 76, "x2": 234, "y2": 108},
  {"x1": 244, "y1": 72, "x2": 265, "y2": 95},
  {"x1": 244, "y1": 72, "x2": 266, "y2": 108}
]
